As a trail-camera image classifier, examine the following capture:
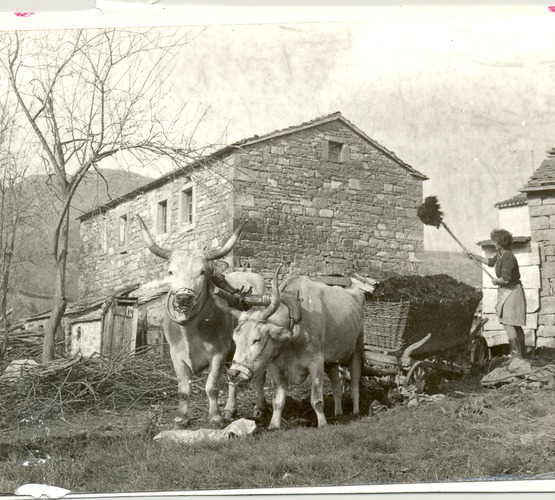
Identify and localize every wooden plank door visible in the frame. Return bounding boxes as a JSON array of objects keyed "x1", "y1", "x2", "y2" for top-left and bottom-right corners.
[
  {"x1": 109, "y1": 298, "x2": 139, "y2": 356},
  {"x1": 101, "y1": 302, "x2": 115, "y2": 356},
  {"x1": 101, "y1": 297, "x2": 139, "y2": 357}
]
